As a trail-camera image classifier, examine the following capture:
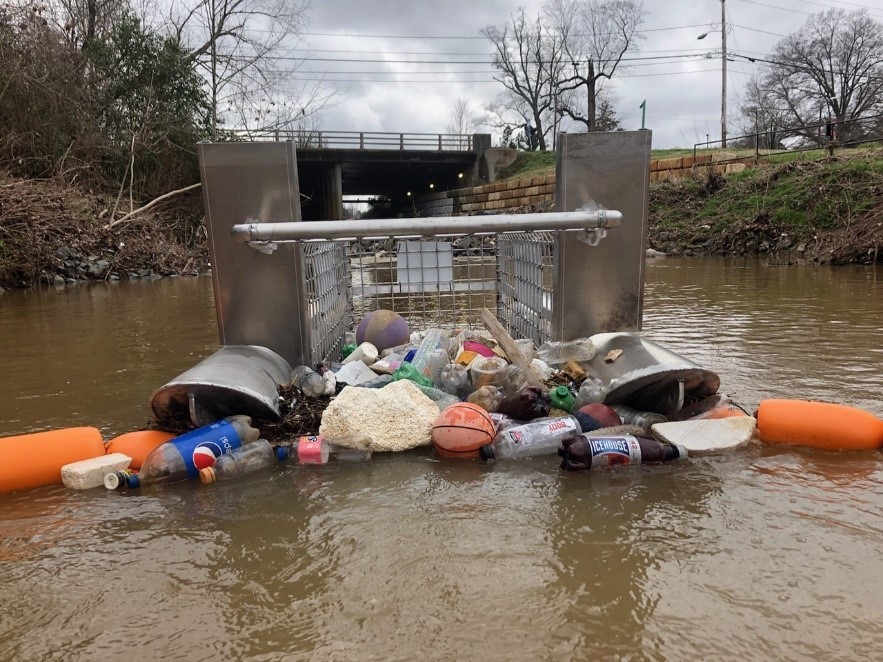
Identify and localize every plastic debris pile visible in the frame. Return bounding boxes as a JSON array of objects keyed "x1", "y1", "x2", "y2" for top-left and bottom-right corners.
[{"x1": 2, "y1": 307, "x2": 881, "y2": 496}]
